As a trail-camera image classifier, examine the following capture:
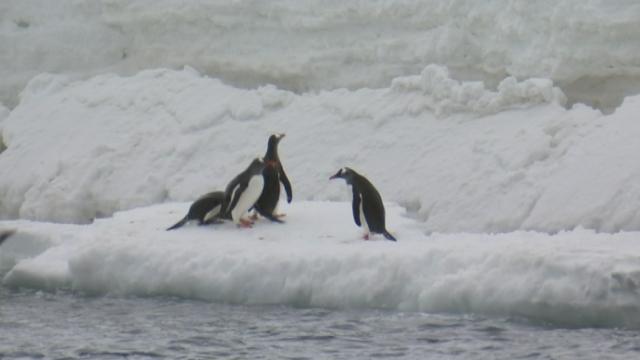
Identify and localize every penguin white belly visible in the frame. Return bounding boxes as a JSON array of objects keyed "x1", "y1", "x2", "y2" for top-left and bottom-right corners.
[
  {"x1": 203, "y1": 204, "x2": 222, "y2": 223},
  {"x1": 359, "y1": 196, "x2": 369, "y2": 234},
  {"x1": 231, "y1": 175, "x2": 264, "y2": 222}
]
